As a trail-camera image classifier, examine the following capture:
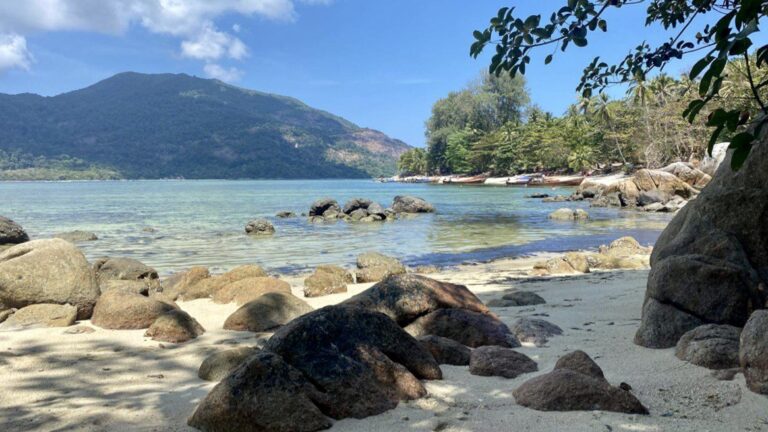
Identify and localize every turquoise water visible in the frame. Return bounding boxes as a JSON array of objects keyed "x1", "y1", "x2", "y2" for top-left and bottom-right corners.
[{"x1": 0, "y1": 180, "x2": 671, "y2": 275}]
